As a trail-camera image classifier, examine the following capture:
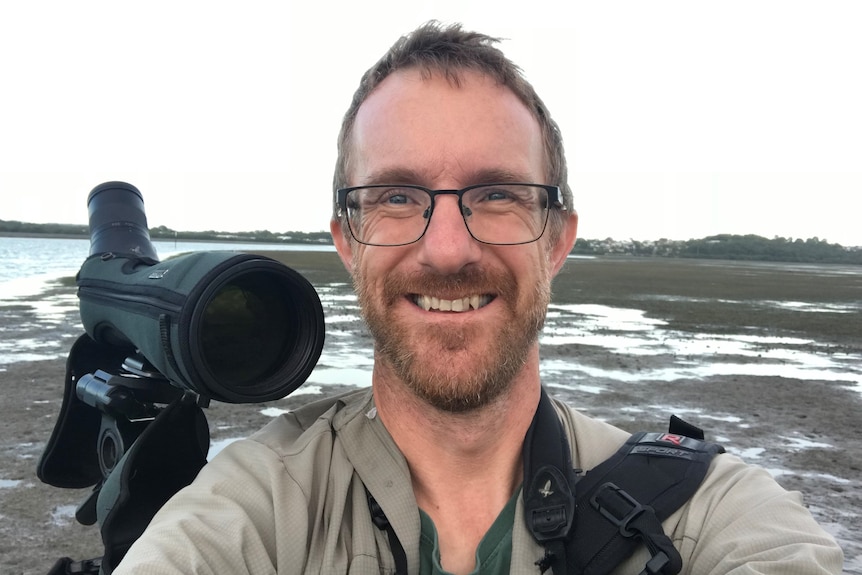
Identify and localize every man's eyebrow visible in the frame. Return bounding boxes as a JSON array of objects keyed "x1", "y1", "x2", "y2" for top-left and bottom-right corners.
[
  {"x1": 359, "y1": 168, "x2": 534, "y2": 187},
  {"x1": 361, "y1": 168, "x2": 426, "y2": 186},
  {"x1": 467, "y1": 168, "x2": 533, "y2": 184}
]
